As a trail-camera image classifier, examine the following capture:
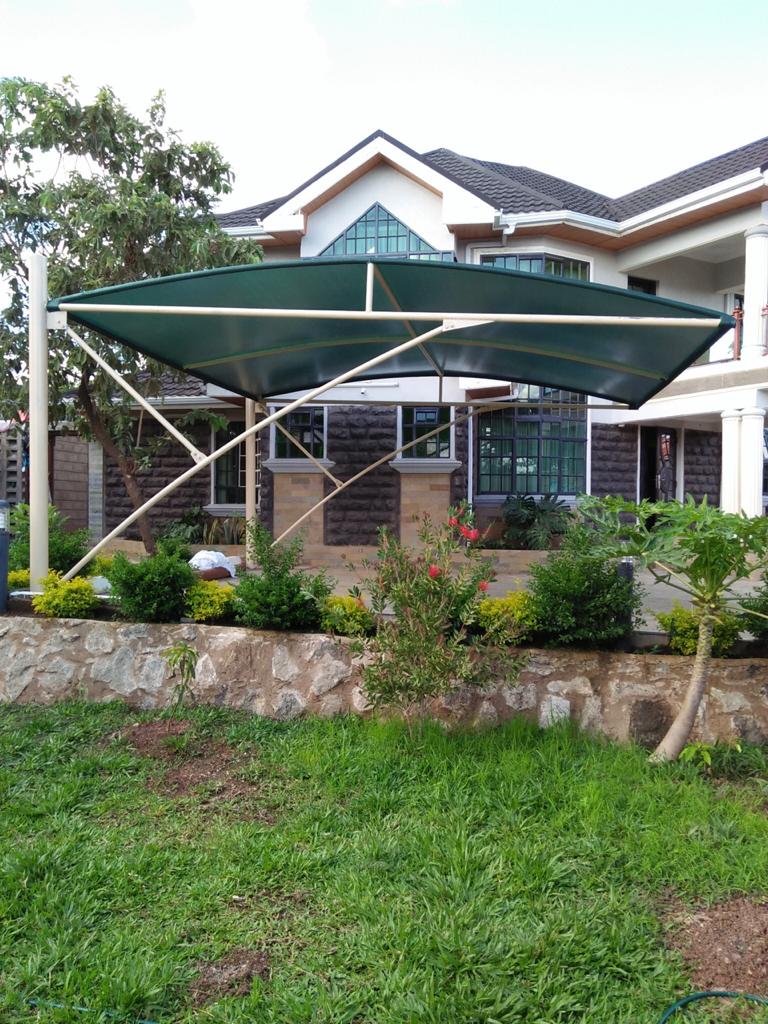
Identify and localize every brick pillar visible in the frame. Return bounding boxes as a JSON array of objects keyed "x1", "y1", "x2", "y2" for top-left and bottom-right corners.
[
  {"x1": 270, "y1": 469, "x2": 325, "y2": 546},
  {"x1": 397, "y1": 470, "x2": 456, "y2": 545}
]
